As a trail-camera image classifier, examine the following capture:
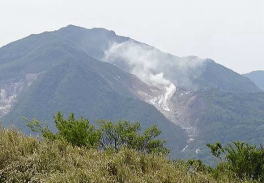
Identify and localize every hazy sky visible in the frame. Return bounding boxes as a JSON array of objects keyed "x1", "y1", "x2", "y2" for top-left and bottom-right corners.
[{"x1": 0, "y1": 0, "x2": 263, "y2": 73}]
